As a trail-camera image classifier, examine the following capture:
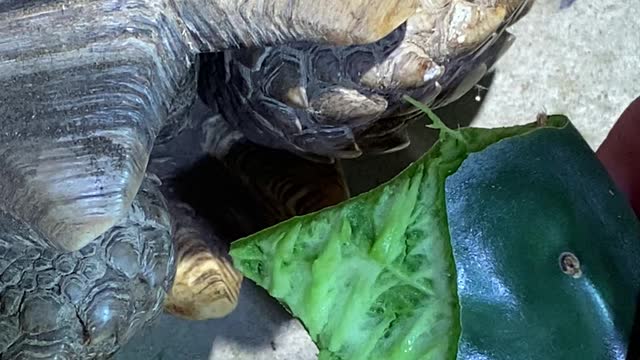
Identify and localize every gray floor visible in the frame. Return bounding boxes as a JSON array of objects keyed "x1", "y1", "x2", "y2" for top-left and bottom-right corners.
[
  {"x1": 468, "y1": 0, "x2": 640, "y2": 149},
  {"x1": 117, "y1": 0, "x2": 640, "y2": 359}
]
